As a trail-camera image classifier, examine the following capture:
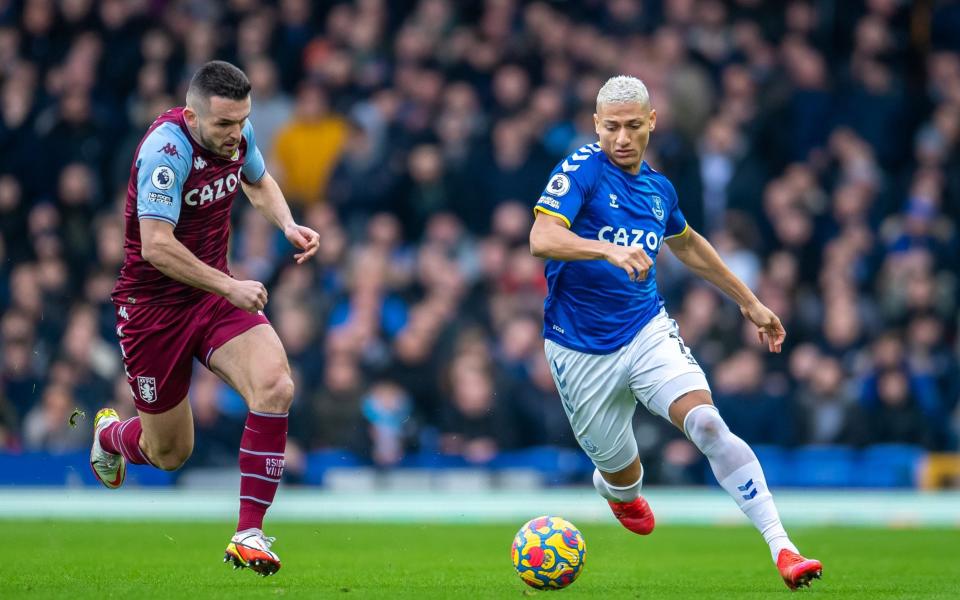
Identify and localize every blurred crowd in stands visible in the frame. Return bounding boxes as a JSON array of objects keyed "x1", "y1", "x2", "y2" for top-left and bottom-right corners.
[{"x1": 2, "y1": 0, "x2": 960, "y2": 485}]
